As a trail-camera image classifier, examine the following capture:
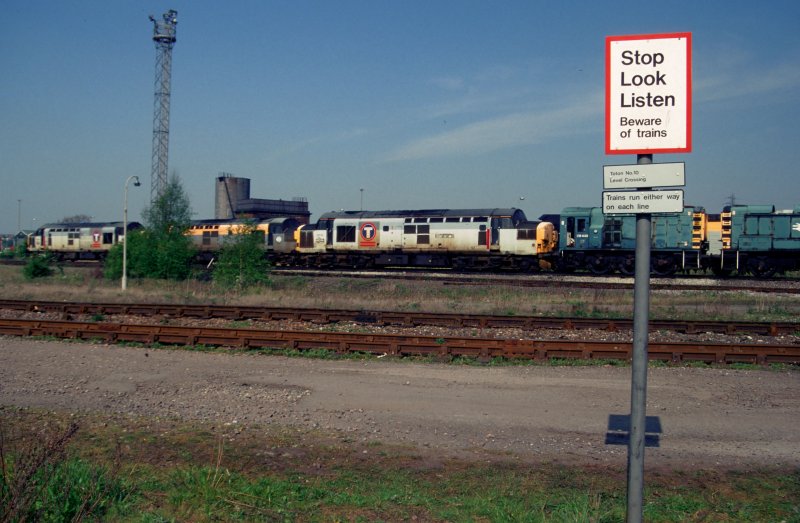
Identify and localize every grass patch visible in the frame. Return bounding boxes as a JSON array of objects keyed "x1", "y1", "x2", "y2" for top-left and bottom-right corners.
[
  {"x1": 1, "y1": 408, "x2": 797, "y2": 522},
  {"x1": 2, "y1": 265, "x2": 800, "y2": 324}
]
